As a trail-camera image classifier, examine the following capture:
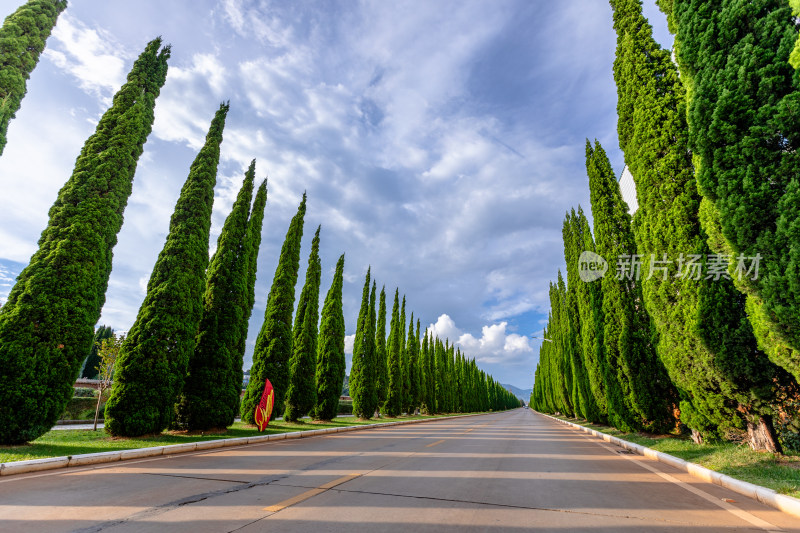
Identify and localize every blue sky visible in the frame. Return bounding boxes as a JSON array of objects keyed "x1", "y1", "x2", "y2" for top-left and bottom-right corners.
[{"x1": 0, "y1": 0, "x2": 671, "y2": 389}]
